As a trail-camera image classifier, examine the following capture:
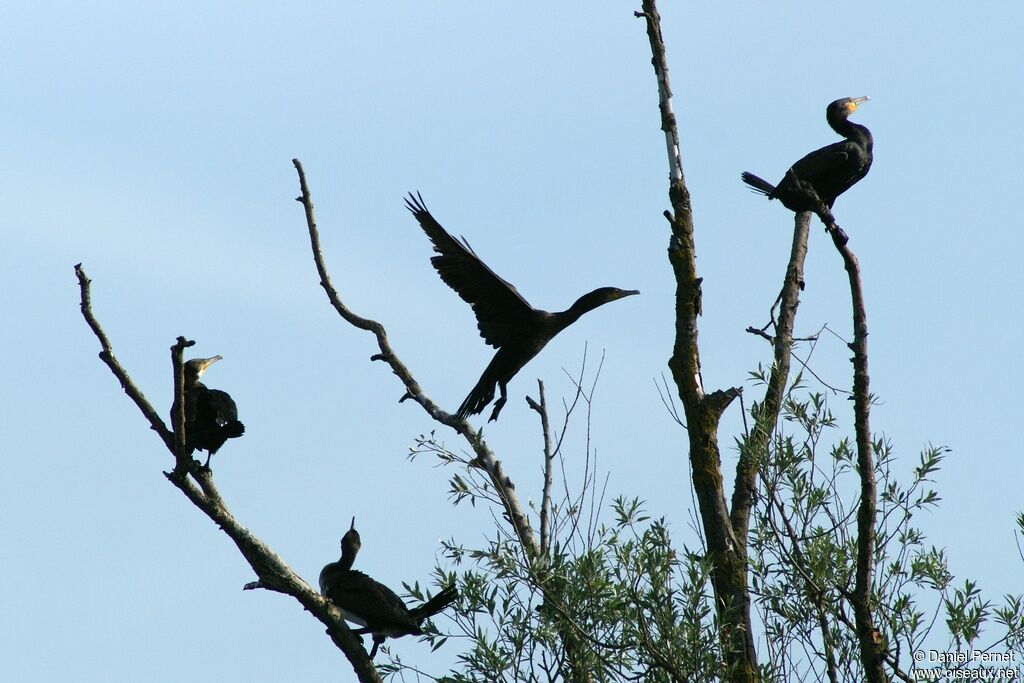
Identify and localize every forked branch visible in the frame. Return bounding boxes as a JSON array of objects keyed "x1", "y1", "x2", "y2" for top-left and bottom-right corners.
[{"x1": 75, "y1": 264, "x2": 382, "y2": 683}]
